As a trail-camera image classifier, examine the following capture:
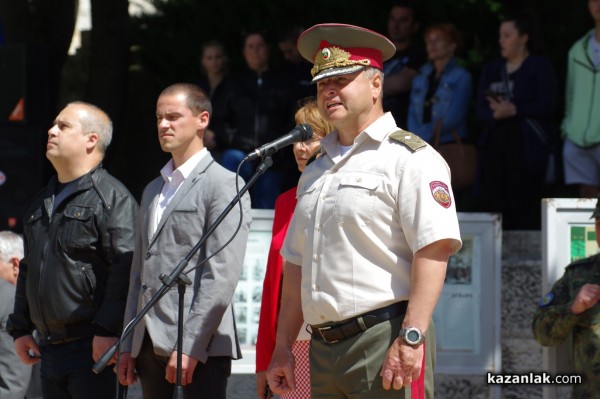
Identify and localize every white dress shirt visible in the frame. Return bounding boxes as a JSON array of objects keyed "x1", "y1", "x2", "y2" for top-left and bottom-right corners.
[{"x1": 150, "y1": 148, "x2": 208, "y2": 236}]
